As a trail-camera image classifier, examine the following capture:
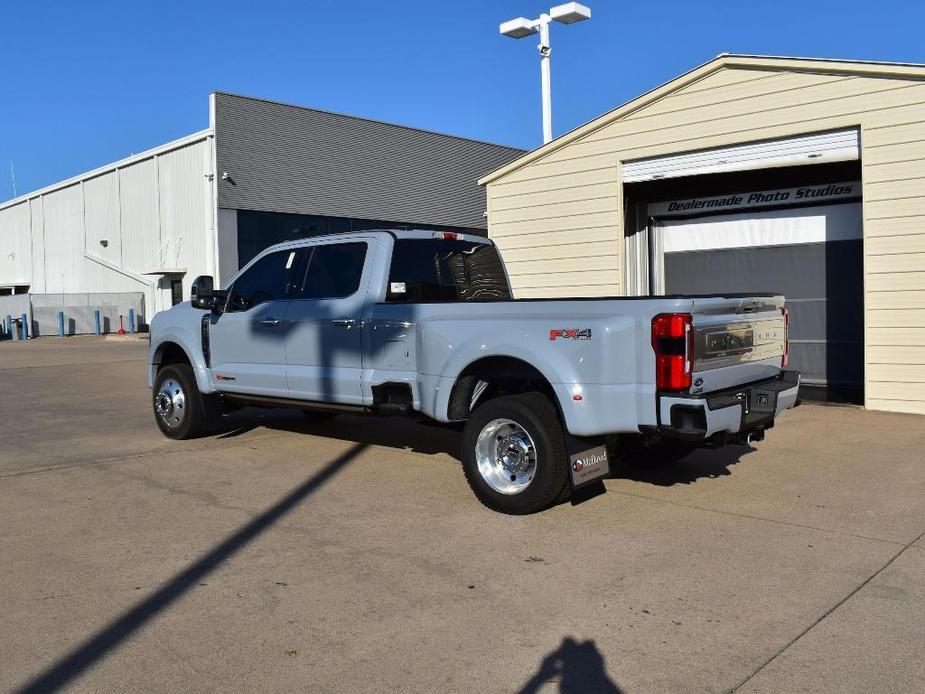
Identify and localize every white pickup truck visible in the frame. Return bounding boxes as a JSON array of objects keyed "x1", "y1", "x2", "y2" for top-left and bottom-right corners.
[{"x1": 148, "y1": 230, "x2": 799, "y2": 514}]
